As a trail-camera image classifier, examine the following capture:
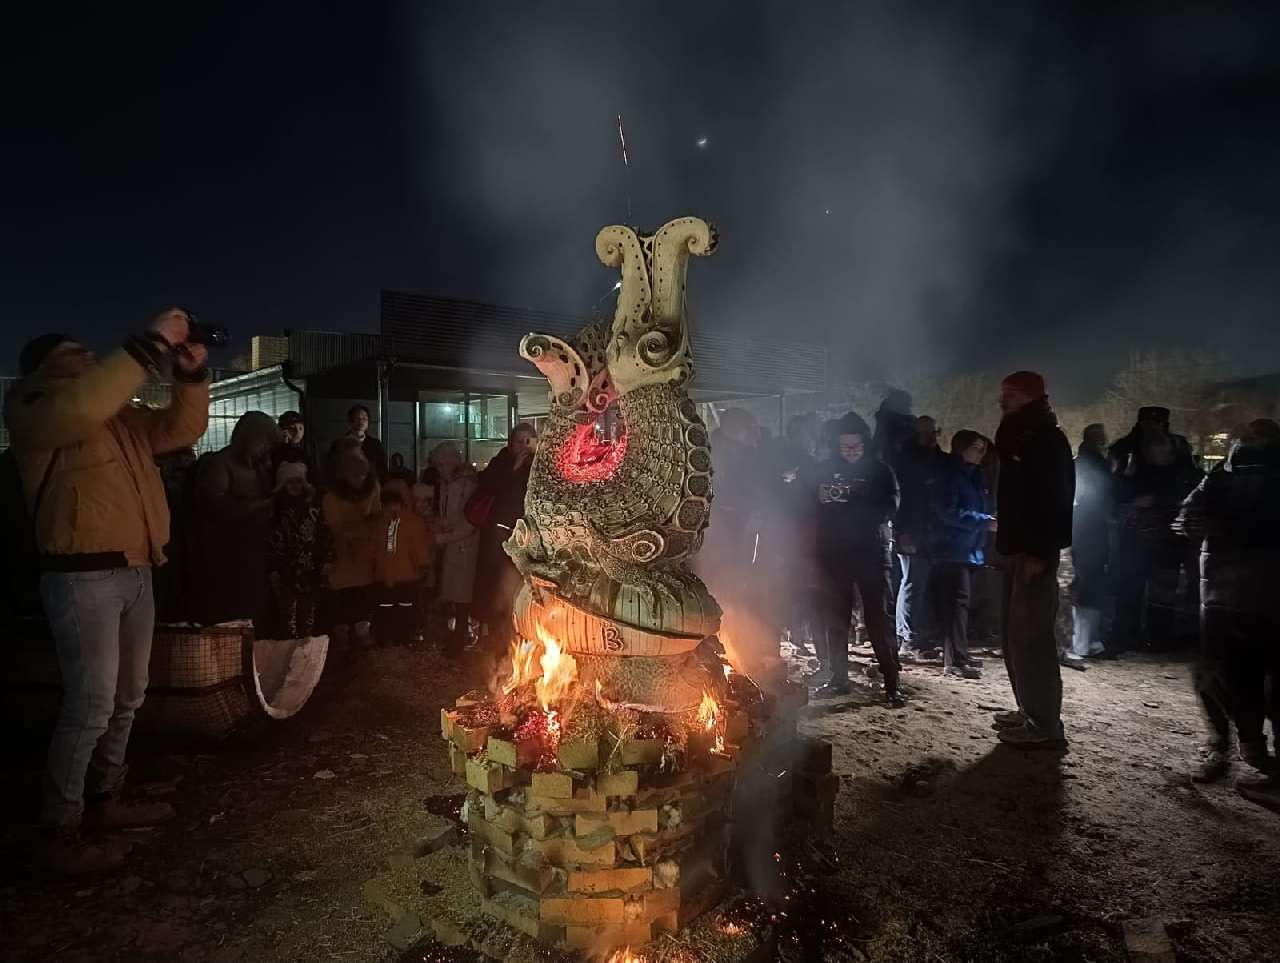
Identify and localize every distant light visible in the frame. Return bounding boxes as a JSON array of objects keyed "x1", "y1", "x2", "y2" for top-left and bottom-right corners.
[
  {"x1": 696, "y1": 136, "x2": 708, "y2": 148},
  {"x1": 824, "y1": 209, "x2": 831, "y2": 215}
]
